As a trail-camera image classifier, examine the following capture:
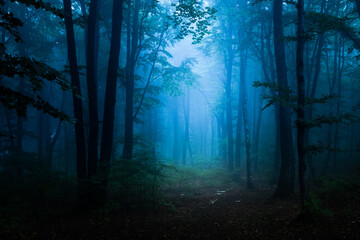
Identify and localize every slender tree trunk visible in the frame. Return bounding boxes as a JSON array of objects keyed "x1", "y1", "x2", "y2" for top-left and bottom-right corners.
[
  {"x1": 263, "y1": 17, "x2": 281, "y2": 184},
  {"x1": 272, "y1": 106, "x2": 281, "y2": 184},
  {"x1": 100, "y1": 0, "x2": 124, "y2": 185},
  {"x1": 225, "y1": 51, "x2": 234, "y2": 172},
  {"x1": 182, "y1": 88, "x2": 191, "y2": 165},
  {"x1": 173, "y1": 97, "x2": 179, "y2": 164},
  {"x1": 305, "y1": 0, "x2": 327, "y2": 180},
  {"x1": 240, "y1": 48, "x2": 253, "y2": 189},
  {"x1": 273, "y1": 0, "x2": 295, "y2": 198},
  {"x1": 78, "y1": 0, "x2": 88, "y2": 54},
  {"x1": 235, "y1": 59, "x2": 242, "y2": 169},
  {"x1": 211, "y1": 116, "x2": 215, "y2": 159},
  {"x1": 322, "y1": 34, "x2": 339, "y2": 176},
  {"x1": 332, "y1": 37, "x2": 344, "y2": 173},
  {"x1": 296, "y1": 0, "x2": 307, "y2": 215},
  {"x1": 86, "y1": 0, "x2": 99, "y2": 177},
  {"x1": 37, "y1": 111, "x2": 44, "y2": 161},
  {"x1": 16, "y1": 47, "x2": 25, "y2": 153},
  {"x1": 123, "y1": 0, "x2": 140, "y2": 159},
  {"x1": 253, "y1": 87, "x2": 264, "y2": 172},
  {"x1": 63, "y1": 0, "x2": 87, "y2": 207}
]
